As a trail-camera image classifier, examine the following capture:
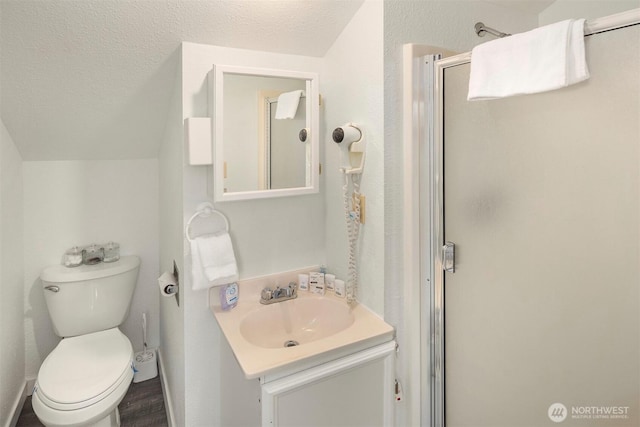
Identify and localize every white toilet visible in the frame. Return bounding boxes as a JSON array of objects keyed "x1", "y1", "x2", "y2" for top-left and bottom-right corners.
[{"x1": 32, "y1": 256, "x2": 141, "y2": 427}]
